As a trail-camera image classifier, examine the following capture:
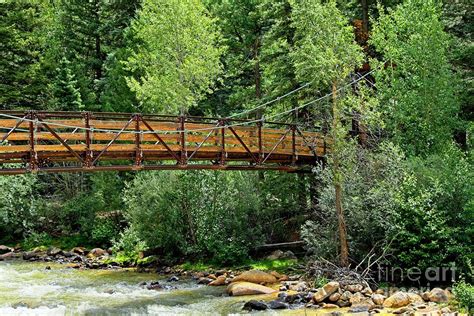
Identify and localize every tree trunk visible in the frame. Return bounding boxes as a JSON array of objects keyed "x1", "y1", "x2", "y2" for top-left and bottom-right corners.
[
  {"x1": 361, "y1": 0, "x2": 369, "y2": 34},
  {"x1": 332, "y1": 81, "x2": 349, "y2": 267}
]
